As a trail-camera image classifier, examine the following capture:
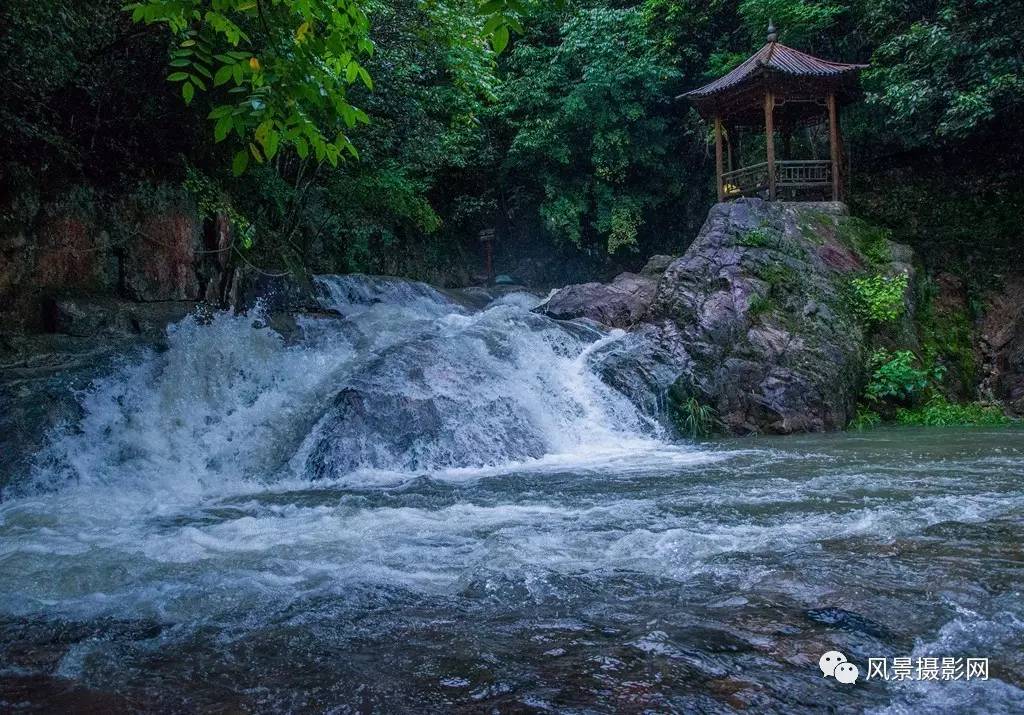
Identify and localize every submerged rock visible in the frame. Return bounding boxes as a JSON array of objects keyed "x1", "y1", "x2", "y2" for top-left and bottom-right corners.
[
  {"x1": 305, "y1": 386, "x2": 548, "y2": 476},
  {"x1": 0, "y1": 334, "x2": 153, "y2": 492}
]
